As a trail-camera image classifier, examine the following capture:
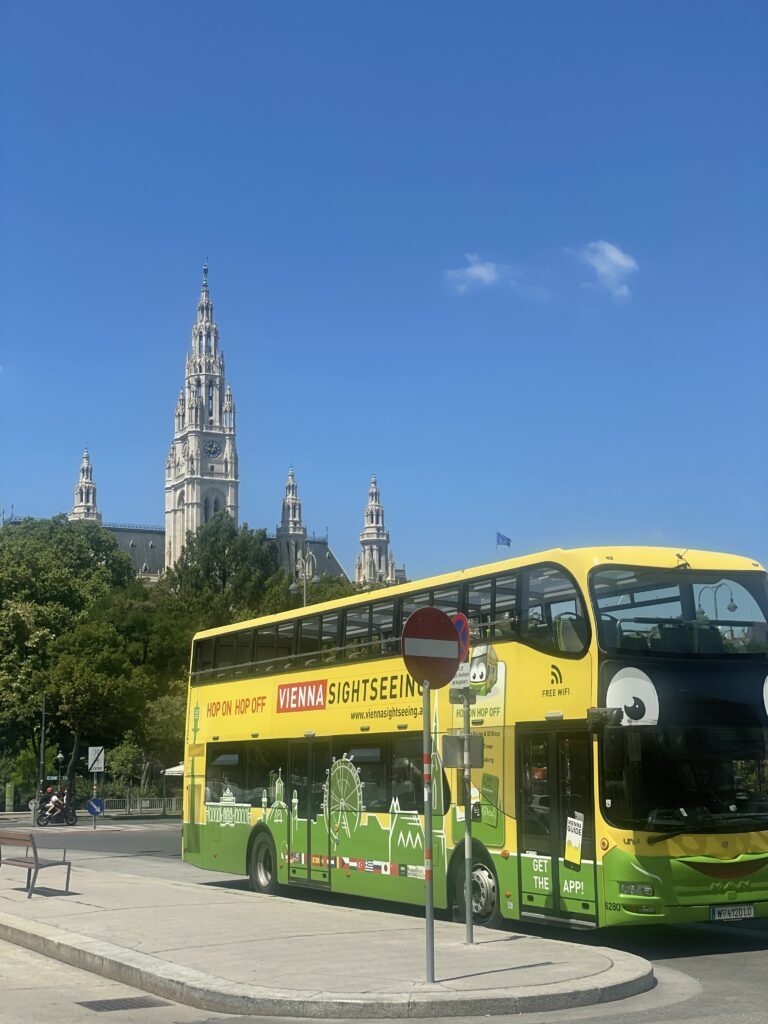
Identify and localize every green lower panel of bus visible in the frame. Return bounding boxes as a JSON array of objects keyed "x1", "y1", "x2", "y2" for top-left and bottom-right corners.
[
  {"x1": 184, "y1": 813, "x2": 454, "y2": 908},
  {"x1": 599, "y1": 847, "x2": 768, "y2": 926}
]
